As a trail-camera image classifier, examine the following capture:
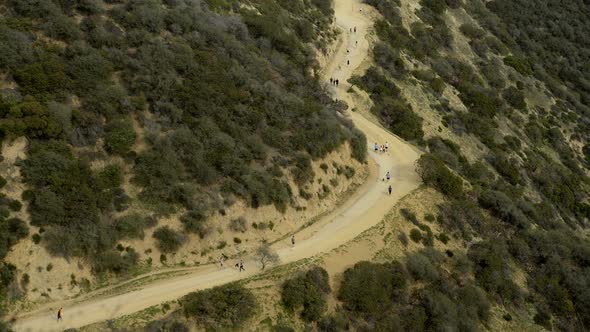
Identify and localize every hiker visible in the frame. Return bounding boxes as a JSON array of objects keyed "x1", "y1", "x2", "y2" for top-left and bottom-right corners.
[
  {"x1": 291, "y1": 235, "x2": 295, "y2": 247},
  {"x1": 347, "y1": 49, "x2": 349, "y2": 54},
  {"x1": 356, "y1": 40, "x2": 358, "y2": 47},
  {"x1": 336, "y1": 79, "x2": 339, "y2": 86},
  {"x1": 374, "y1": 142, "x2": 379, "y2": 151},
  {"x1": 354, "y1": 26, "x2": 357, "y2": 33},
  {"x1": 388, "y1": 185, "x2": 392, "y2": 195},
  {"x1": 330, "y1": 77, "x2": 333, "y2": 84},
  {"x1": 385, "y1": 141, "x2": 389, "y2": 151},
  {"x1": 57, "y1": 308, "x2": 63, "y2": 322},
  {"x1": 386, "y1": 171, "x2": 391, "y2": 181},
  {"x1": 347, "y1": 60, "x2": 350, "y2": 65},
  {"x1": 239, "y1": 260, "x2": 245, "y2": 272}
]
